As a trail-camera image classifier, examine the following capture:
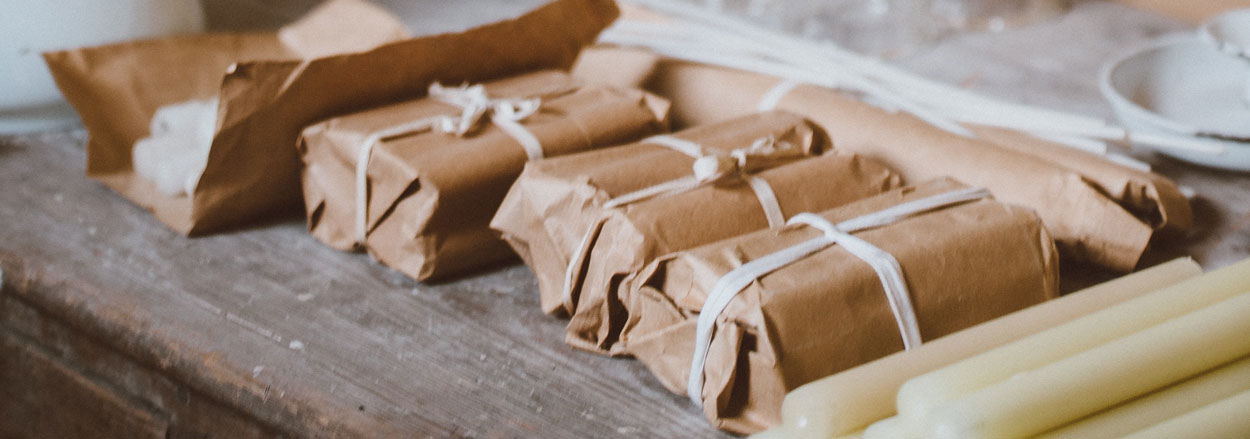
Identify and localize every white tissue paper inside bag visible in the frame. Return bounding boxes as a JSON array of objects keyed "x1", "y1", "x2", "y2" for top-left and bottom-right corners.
[{"x1": 132, "y1": 98, "x2": 219, "y2": 197}]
